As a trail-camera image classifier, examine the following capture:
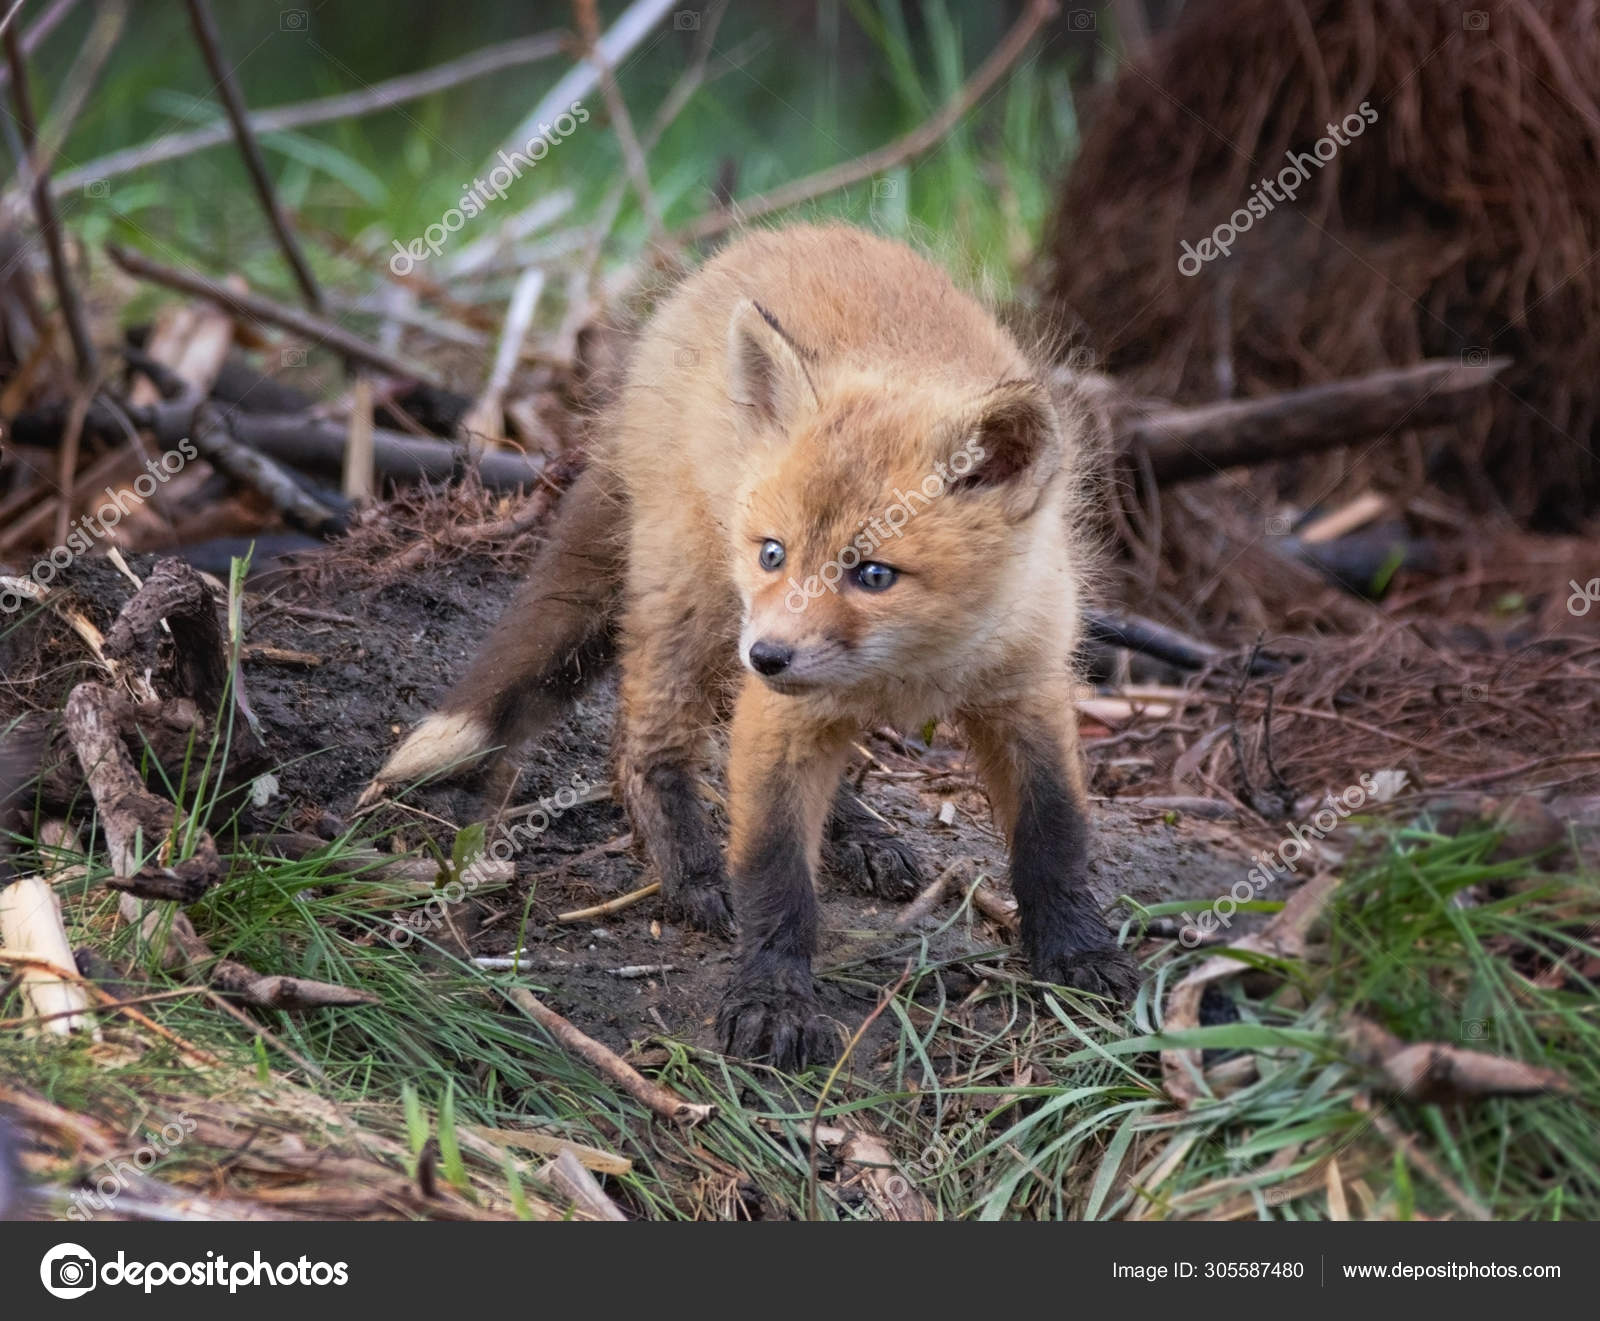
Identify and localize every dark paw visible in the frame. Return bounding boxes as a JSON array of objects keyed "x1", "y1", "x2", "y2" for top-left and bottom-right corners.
[
  {"x1": 825, "y1": 835, "x2": 923, "y2": 901},
  {"x1": 663, "y1": 872, "x2": 735, "y2": 937},
  {"x1": 1031, "y1": 944, "x2": 1141, "y2": 1003},
  {"x1": 716, "y1": 975, "x2": 839, "y2": 1071},
  {"x1": 824, "y1": 796, "x2": 923, "y2": 900}
]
